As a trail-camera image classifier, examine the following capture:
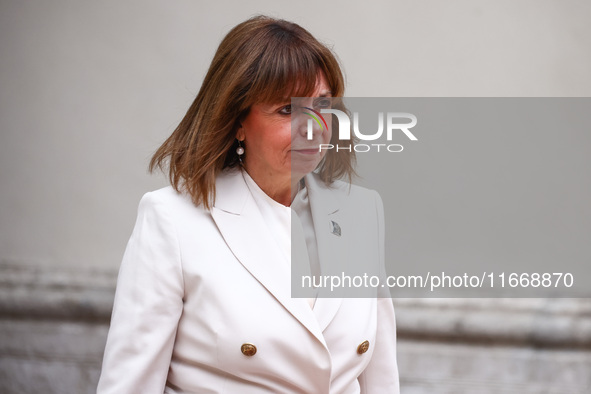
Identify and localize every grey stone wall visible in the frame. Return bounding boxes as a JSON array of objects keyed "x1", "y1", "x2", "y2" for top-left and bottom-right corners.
[
  {"x1": 395, "y1": 299, "x2": 591, "y2": 393},
  {"x1": 1, "y1": 263, "x2": 590, "y2": 393},
  {"x1": 0, "y1": 263, "x2": 111, "y2": 393}
]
